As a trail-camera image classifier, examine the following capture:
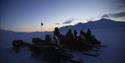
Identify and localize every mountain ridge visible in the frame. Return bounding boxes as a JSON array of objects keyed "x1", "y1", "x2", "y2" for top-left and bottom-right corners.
[{"x1": 59, "y1": 18, "x2": 125, "y2": 32}]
